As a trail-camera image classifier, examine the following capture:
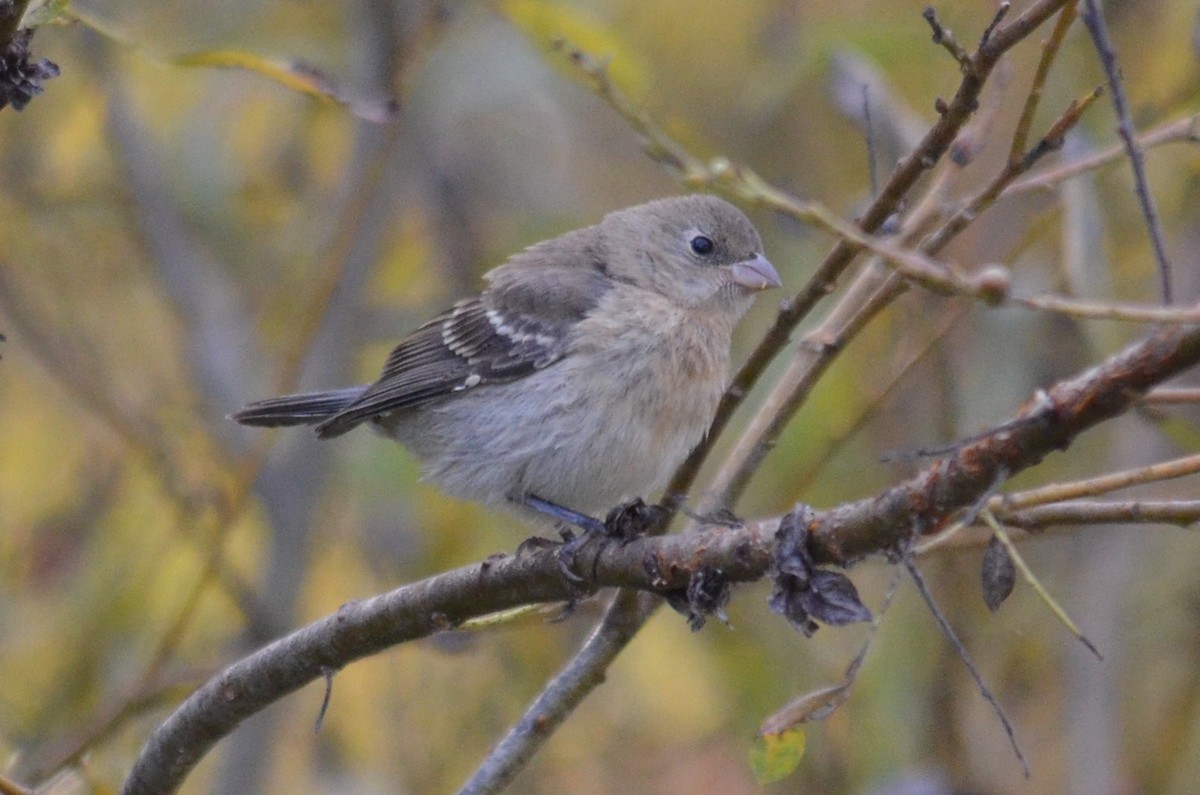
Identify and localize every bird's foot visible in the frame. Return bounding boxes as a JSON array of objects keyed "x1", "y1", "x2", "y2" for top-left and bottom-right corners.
[
  {"x1": 517, "y1": 494, "x2": 670, "y2": 585},
  {"x1": 516, "y1": 494, "x2": 603, "y2": 584},
  {"x1": 602, "y1": 498, "x2": 671, "y2": 541}
]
